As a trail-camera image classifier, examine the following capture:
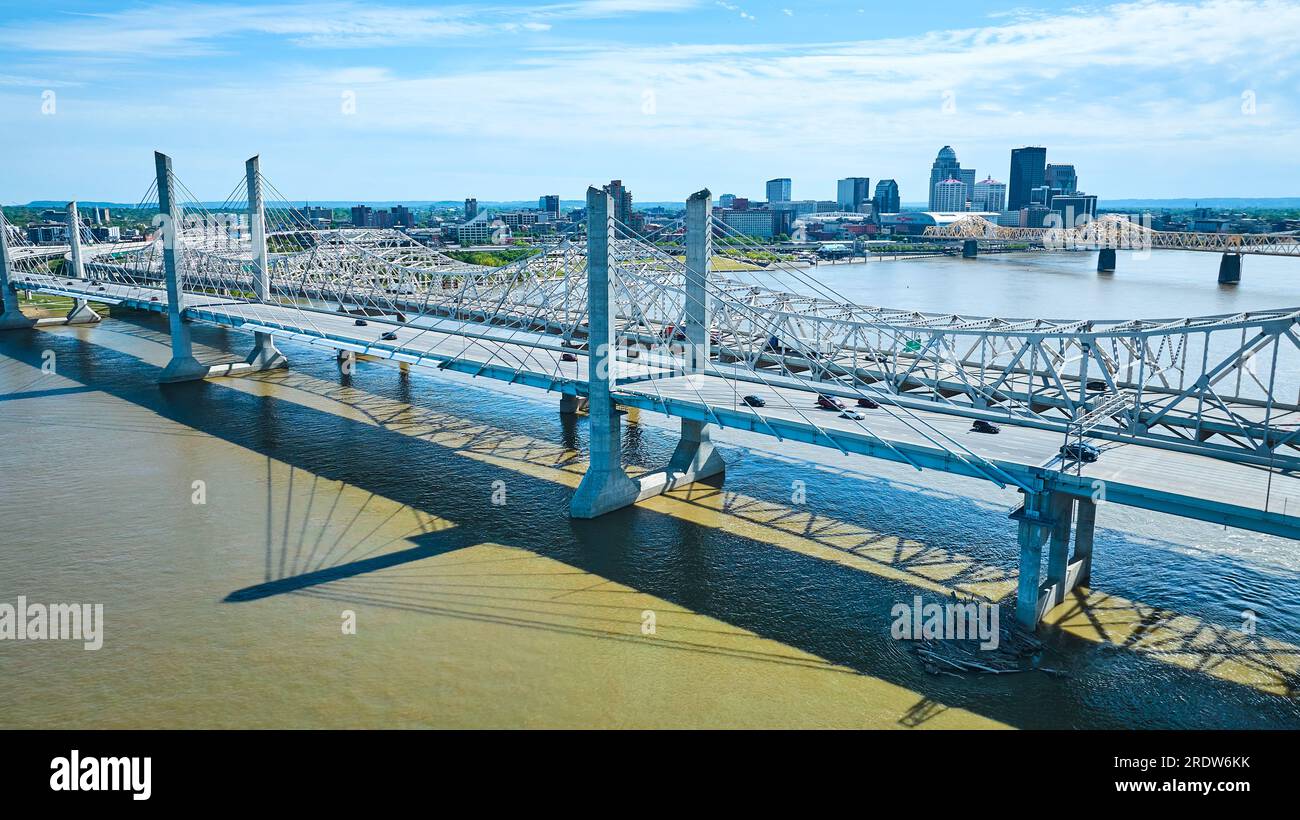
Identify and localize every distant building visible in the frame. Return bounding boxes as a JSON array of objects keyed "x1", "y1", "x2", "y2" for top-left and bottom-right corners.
[
  {"x1": 539, "y1": 195, "x2": 560, "y2": 217},
  {"x1": 873, "y1": 179, "x2": 900, "y2": 214},
  {"x1": 836, "y1": 177, "x2": 871, "y2": 212},
  {"x1": 765, "y1": 177, "x2": 791, "y2": 204},
  {"x1": 932, "y1": 178, "x2": 967, "y2": 212},
  {"x1": 719, "y1": 208, "x2": 792, "y2": 239},
  {"x1": 350, "y1": 205, "x2": 373, "y2": 228},
  {"x1": 1050, "y1": 194, "x2": 1098, "y2": 225},
  {"x1": 1008, "y1": 147, "x2": 1047, "y2": 211},
  {"x1": 1045, "y1": 164, "x2": 1078, "y2": 196},
  {"x1": 25, "y1": 222, "x2": 69, "y2": 244},
  {"x1": 973, "y1": 177, "x2": 1006, "y2": 212},
  {"x1": 391, "y1": 206, "x2": 413, "y2": 228},
  {"x1": 603, "y1": 179, "x2": 633, "y2": 226},
  {"x1": 464, "y1": 198, "x2": 478, "y2": 221},
  {"x1": 719, "y1": 194, "x2": 736, "y2": 208},
  {"x1": 457, "y1": 219, "x2": 508, "y2": 245},
  {"x1": 960, "y1": 169, "x2": 976, "y2": 209}
]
